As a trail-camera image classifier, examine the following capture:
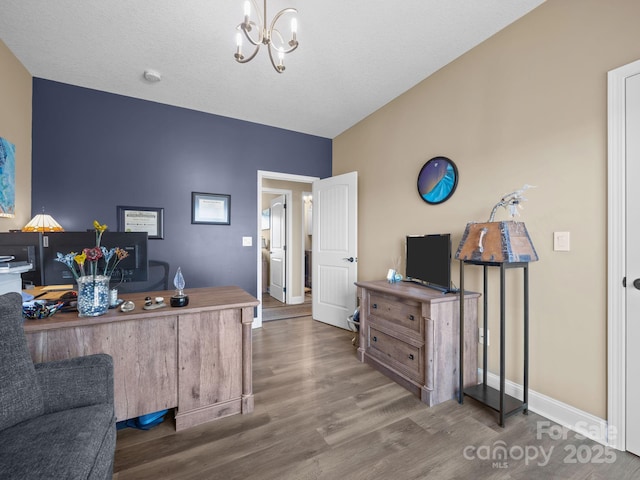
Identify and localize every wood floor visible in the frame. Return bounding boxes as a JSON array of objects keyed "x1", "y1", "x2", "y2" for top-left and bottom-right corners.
[{"x1": 113, "y1": 316, "x2": 640, "y2": 479}]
